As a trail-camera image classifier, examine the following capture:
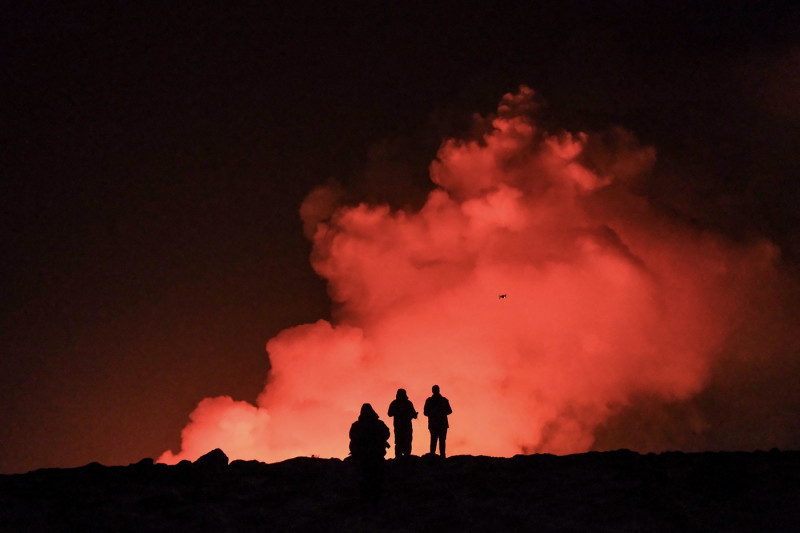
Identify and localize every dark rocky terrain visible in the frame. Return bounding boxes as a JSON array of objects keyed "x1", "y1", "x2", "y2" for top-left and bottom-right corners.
[{"x1": 2, "y1": 449, "x2": 799, "y2": 532}]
